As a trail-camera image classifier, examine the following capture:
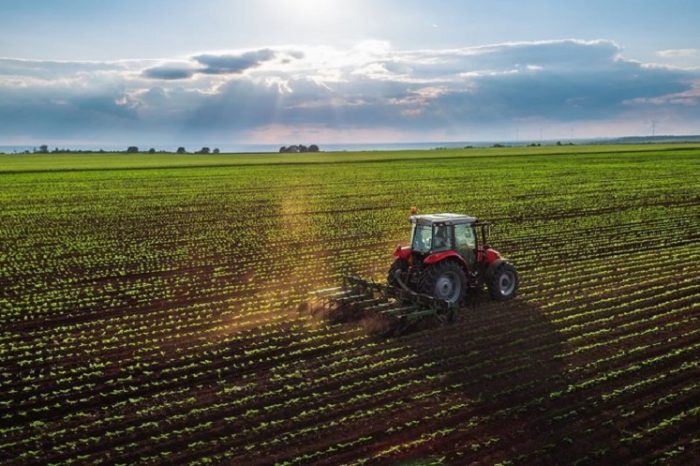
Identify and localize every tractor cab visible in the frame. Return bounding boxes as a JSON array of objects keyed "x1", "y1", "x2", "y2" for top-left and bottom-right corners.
[{"x1": 408, "y1": 213, "x2": 487, "y2": 269}]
